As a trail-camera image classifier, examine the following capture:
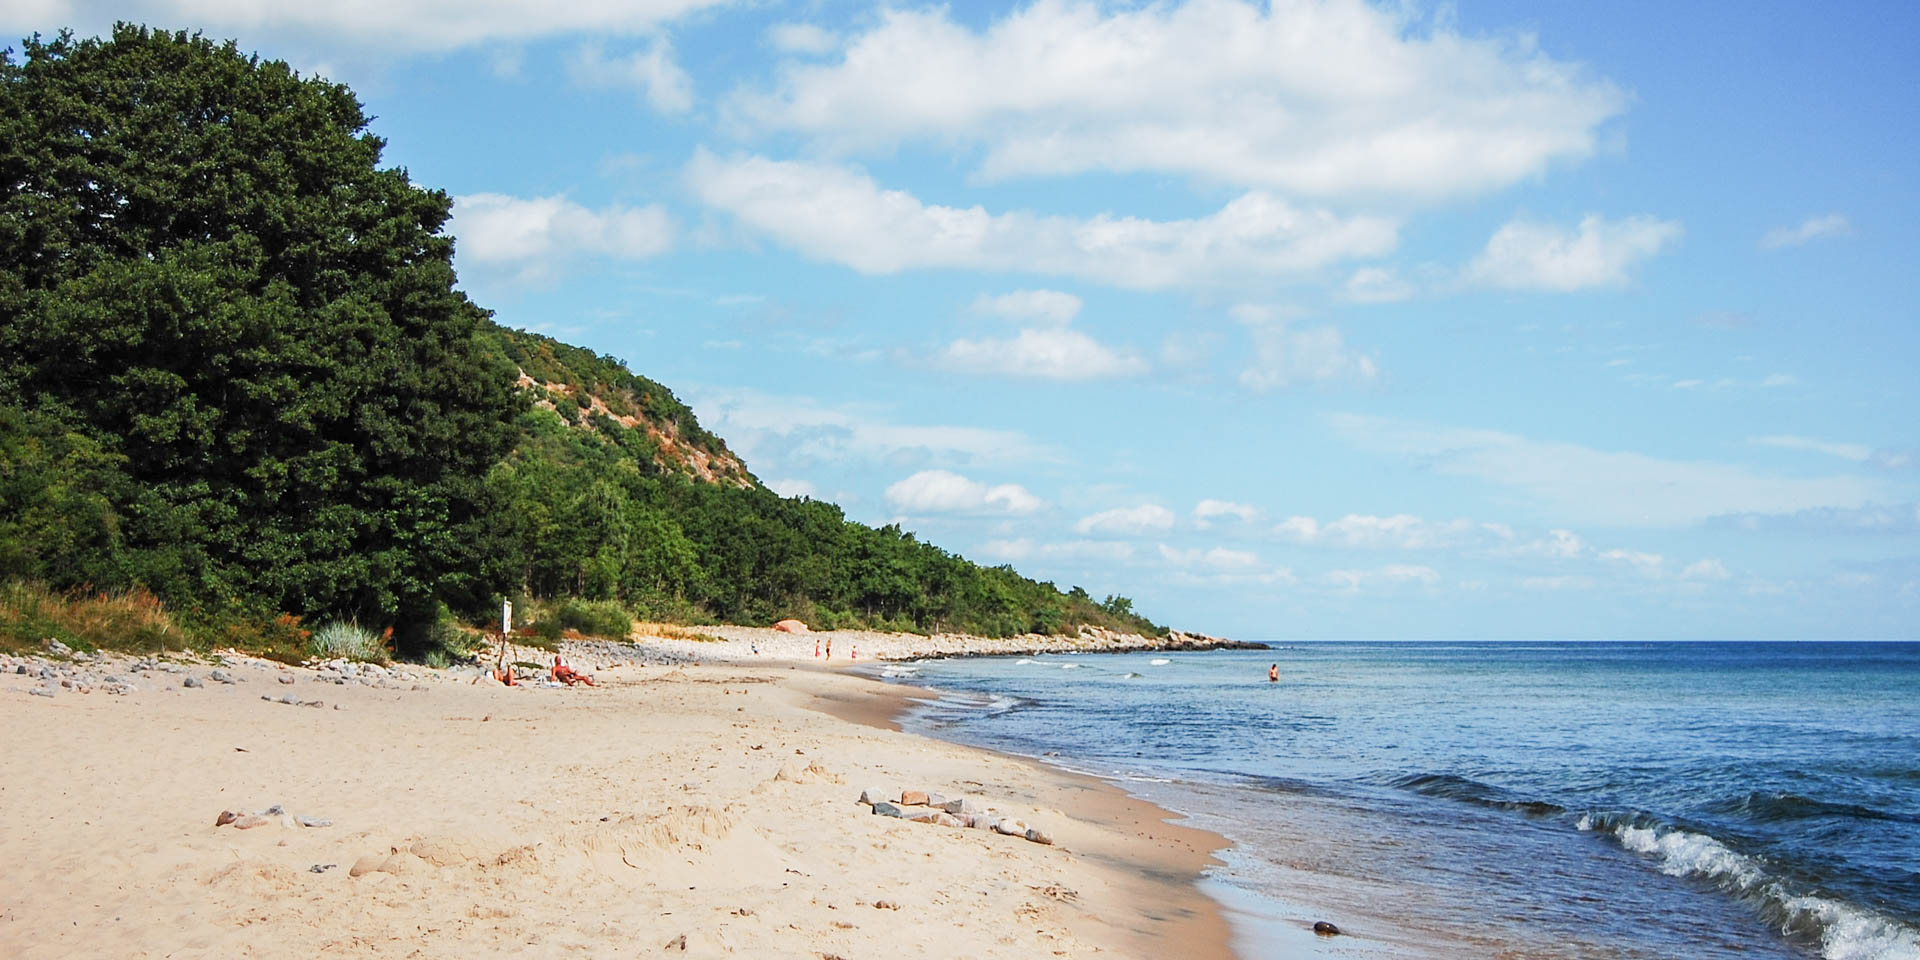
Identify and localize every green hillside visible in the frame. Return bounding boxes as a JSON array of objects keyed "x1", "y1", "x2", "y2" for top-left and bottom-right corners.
[{"x1": 0, "y1": 25, "x2": 1165, "y2": 656}]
